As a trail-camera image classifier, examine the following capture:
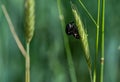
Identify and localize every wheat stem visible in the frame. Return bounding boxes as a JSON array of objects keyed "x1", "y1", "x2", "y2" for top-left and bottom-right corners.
[
  {"x1": 100, "y1": 0, "x2": 105, "y2": 82},
  {"x1": 93, "y1": 0, "x2": 100, "y2": 82},
  {"x1": 25, "y1": 43, "x2": 30, "y2": 82},
  {"x1": 57, "y1": 0, "x2": 77, "y2": 82},
  {"x1": 1, "y1": 4, "x2": 27, "y2": 58},
  {"x1": 78, "y1": 0, "x2": 97, "y2": 26},
  {"x1": 1, "y1": 4, "x2": 30, "y2": 82}
]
